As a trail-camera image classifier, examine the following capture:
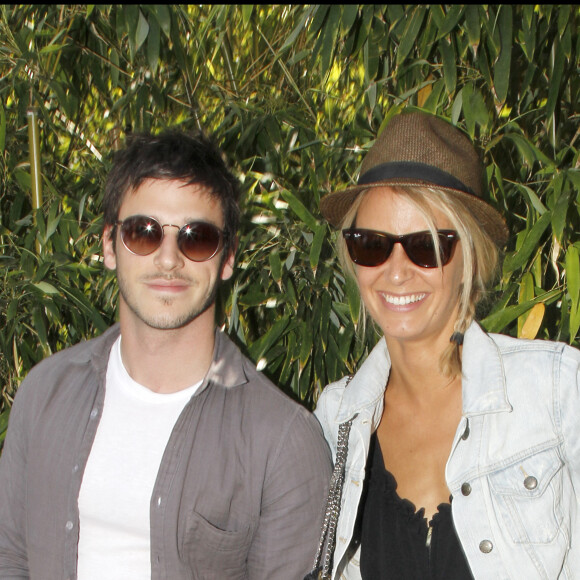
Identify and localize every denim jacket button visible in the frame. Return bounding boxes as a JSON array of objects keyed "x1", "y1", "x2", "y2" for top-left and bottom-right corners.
[
  {"x1": 461, "y1": 482, "x2": 472, "y2": 496},
  {"x1": 524, "y1": 475, "x2": 538, "y2": 490},
  {"x1": 479, "y1": 540, "x2": 493, "y2": 553}
]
